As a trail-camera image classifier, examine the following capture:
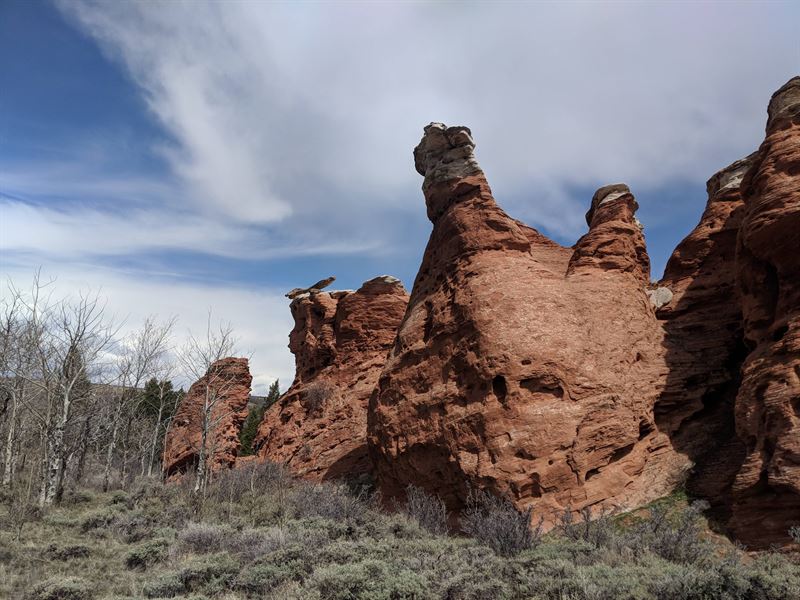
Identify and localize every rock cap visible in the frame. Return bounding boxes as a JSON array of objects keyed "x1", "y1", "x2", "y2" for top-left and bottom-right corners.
[
  {"x1": 585, "y1": 183, "x2": 635, "y2": 226},
  {"x1": 766, "y1": 75, "x2": 800, "y2": 131},
  {"x1": 413, "y1": 122, "x2": 483, "y2": 187}
]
